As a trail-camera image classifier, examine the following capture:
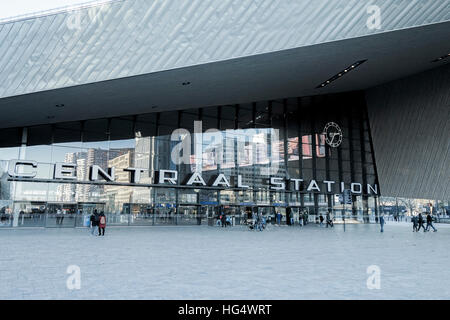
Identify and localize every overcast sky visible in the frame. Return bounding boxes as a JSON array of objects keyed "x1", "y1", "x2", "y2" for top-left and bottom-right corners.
[{"x1": 0, "y1": 0, "x2": 101, "y2": 20}]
